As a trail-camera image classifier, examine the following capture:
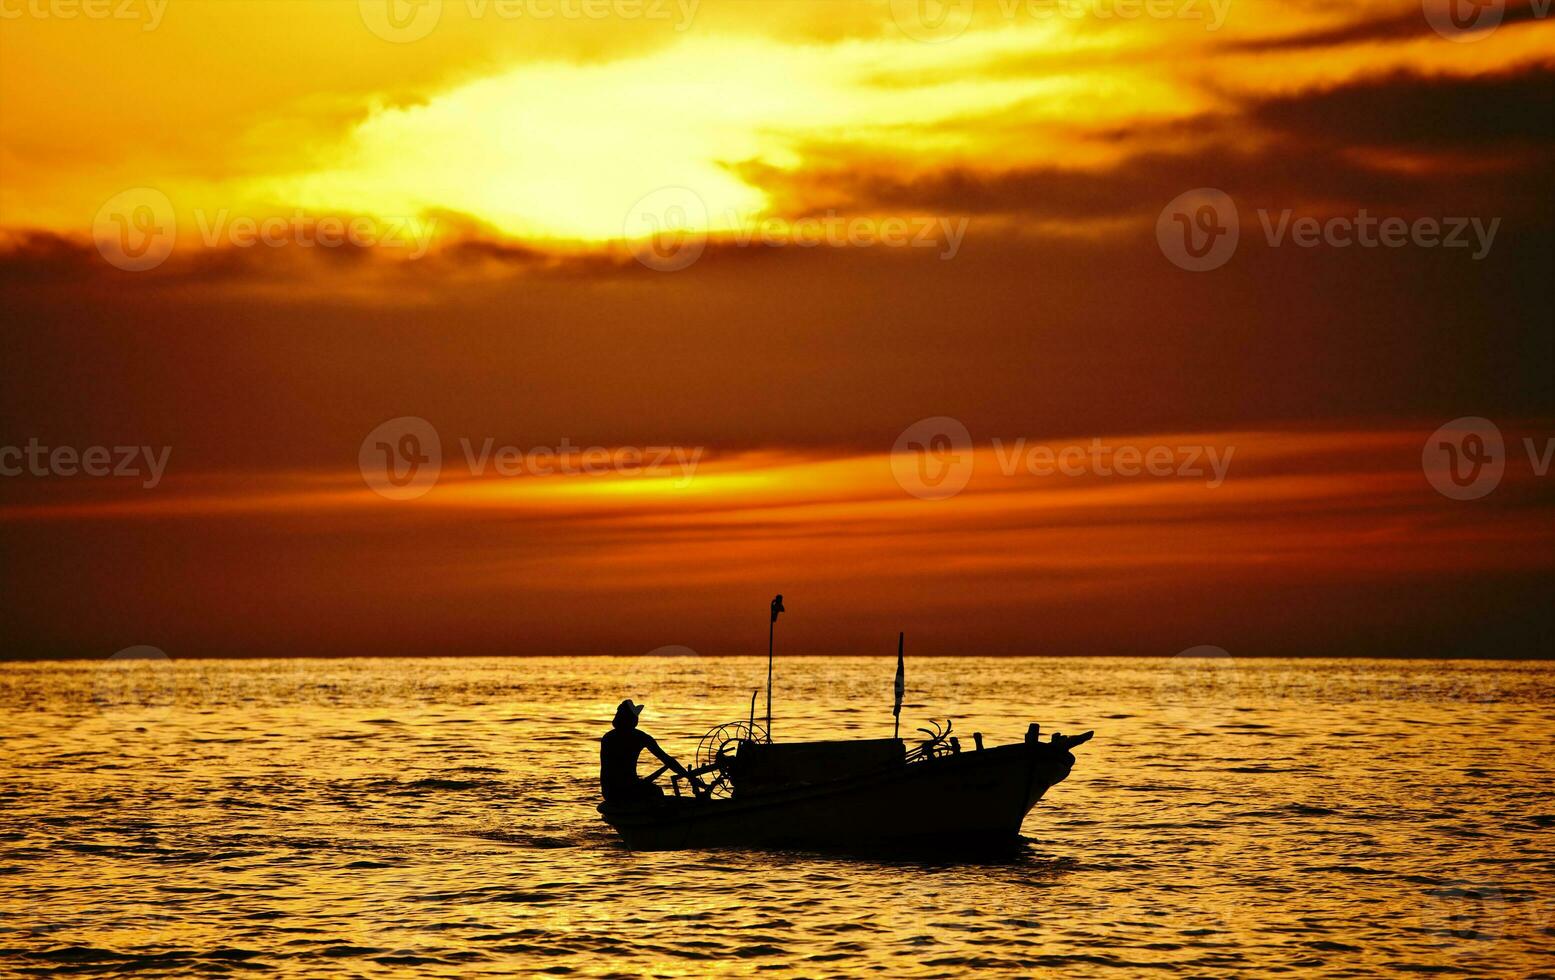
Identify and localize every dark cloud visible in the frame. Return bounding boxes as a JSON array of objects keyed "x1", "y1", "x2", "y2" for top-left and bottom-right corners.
[
  {"x1": 1249, "y1": 68, "x2": 1555, "y2": 152},
  {"x1": 741, "y1": 142, "x2": 1550, "y2": 230},
  {"x1": 1232, "y1": 0, "x2": 1553, "y2": 52},
  {"x1": 3, "y1": 211, "x2": 1550, "y2": 475},
  {"x1": 0, "y1": 232, "x2": 104, "y2": 285},
  {"x1": 736, "y1": 66, "x2": 1554, "y2": 231}
]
